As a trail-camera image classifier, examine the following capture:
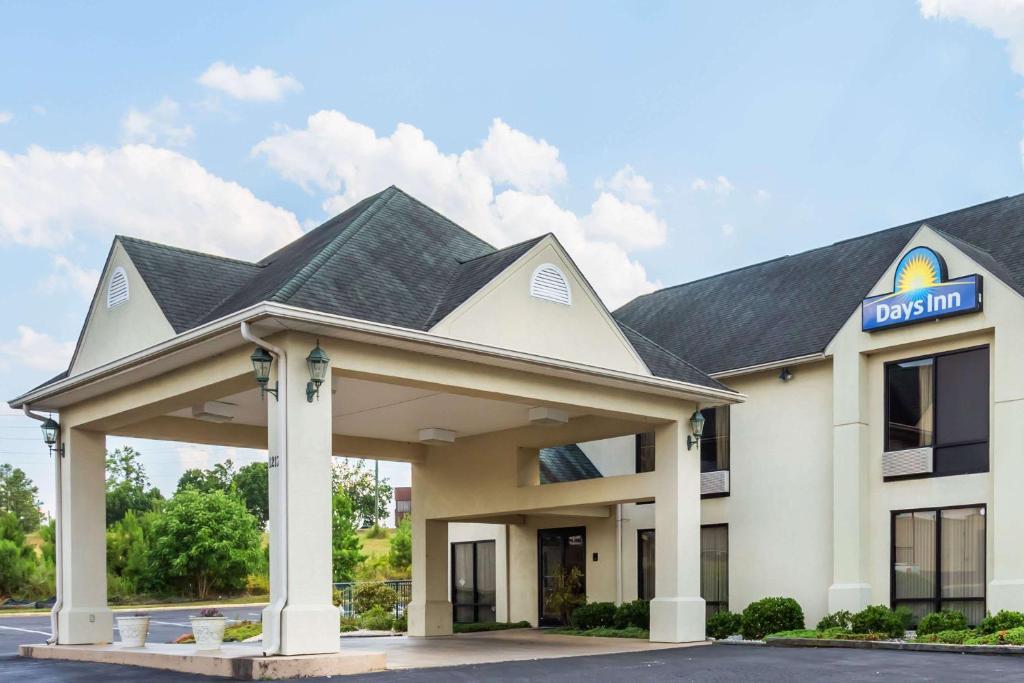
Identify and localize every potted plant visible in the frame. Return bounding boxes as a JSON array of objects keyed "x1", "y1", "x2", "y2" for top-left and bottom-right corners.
[
  {"x1": 117, "y1": 612, "x2": 150, "y2": 648},
  {"x1": 190, "y1": 608, "x2": 227, "y2": 650}
]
